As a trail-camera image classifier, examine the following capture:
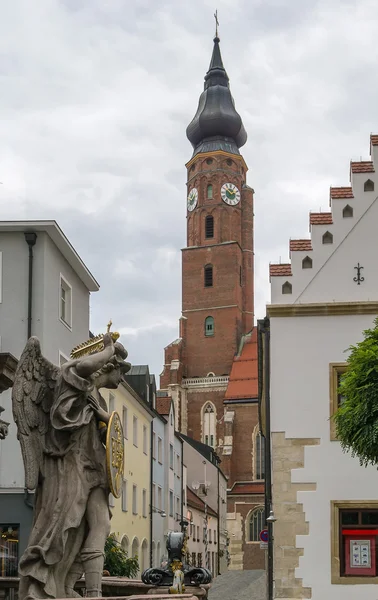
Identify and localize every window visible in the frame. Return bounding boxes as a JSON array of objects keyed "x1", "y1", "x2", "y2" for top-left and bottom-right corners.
[
  {"x1": 255, "y1": 430, "x2": 265, "y2": 480},
  {"x1": 152, "y1": 432, "x2": 156, "y2": 460},
  {"x1": 330, "y1": 362, "x2": 348, "y2": 440},
  {"x1": 282, "y1": 281, "x2": 292, "y2": 294},
  {"x1": 214, "y1": 530, "x2": 217, "y2": 544},
  {"x1": 176, "y1": 496, "x2": 180, "y2": 519},
  {"x1": 132, "y1": 485, "x2": 138, "y2": 514},
  {"x1": 205, "y1": 316, "x2": 214, "y2": 337},
  {"x1": 142, "y1": 489, "x2": 147, "y2": 517},
  {"x1": 302, "y1": 256, "x2": 313, "y2": 269},
  {"x1": 203, "y1": 527, "x2": 206, "y2": 542},
  {"x1": 343, "y1": 204, "x2": 353, "y2": 218},
  {"x1": 198, "y1": 553, "x2": 202, "y2": 567},
  {"x1": 59, "y1": 352, "x2": 69, "y2": 366},
  {"x1": 207, "y1": 184, "x2": 213, "y2": 199},
  {"x1": 169, "y1": 444, "x2": 174, "y2": 469},
  {"x1": 122, "y1": 406, "x2": 128, "y2": 439},
  {"x1": 203, "y1": 403, "x2": 216, "y2": 448},
  {"x1": 248, "y1": 507, "x2": 265, "y2": 542},
  {"x1": 152, "y1": 483, "x2": 156, "y2": 508},
  {"x1": 197, "y1": 526, "x2": 200, "y2": 541},
  {"x1": 322, "y1": 231, "x2": 333, "y2": 244},
  {"x1": 0, "y1": 524, "x2": 19, "y2": 576},
  {"x1": 158, "y1": 486, "x2": 162, "y2": 510},
  {"x1": 205, "y1": 215, "x2": 214, "y2": 238},
  {"x1": 158, "y1": 437, "x2": 163, "y2": 463},
  {"x1": 176, "y1": 453, "x2": 180, "y2": 477},
  {"x1": 109, "y1": 393, "x2": 115, "y2": 414},
  {"x1": 209, "y1": 529, "x2": 212, "y2": 543},
  {"x1": 364, "y1": 179, "x2": 374, "y2": 192},
  {"x1": 133, "y1": 416, "x2": 138, "y2": 447},
  {"x1": 122, "y1": 479, "x2": 128, "y2": 512},
  {"x1": 204, "y1": 264, "x2": 213, "y2": 287},
  {"x1": 59, "y1": 275, "x2": 72, "y2": 328},
  {"x1": 169, "y1": 491, "x2": 174, "y2": 517},
  {"x1": 192, "y1": 552, "x2": 197, "y2": 567},
  {"x1": 331, "y1": 501, "x2": 378, "y2": 583},
  {"x1": 143, "y1": 425, "x2": 148, "y2": 455}
]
